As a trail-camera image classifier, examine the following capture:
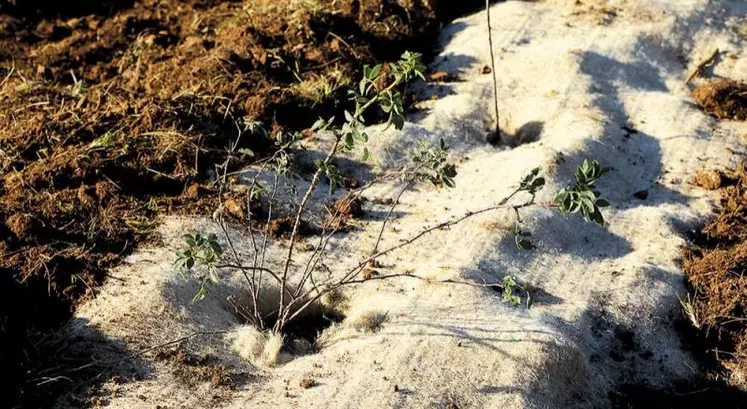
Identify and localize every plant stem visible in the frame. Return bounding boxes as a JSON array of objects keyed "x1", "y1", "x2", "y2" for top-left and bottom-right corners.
[
  {"x1": 486, "y1": 0, "x2": 501, "y2": 141},
  {"x1": 274, "y1": 73, "x2": 411, "y2": 333},
  {"x1": 275, "y1": 137, "x2": 341, "y2": 333},
  {"x1": 370, "y1": 179, "x2": 414, "y2": 256}
]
